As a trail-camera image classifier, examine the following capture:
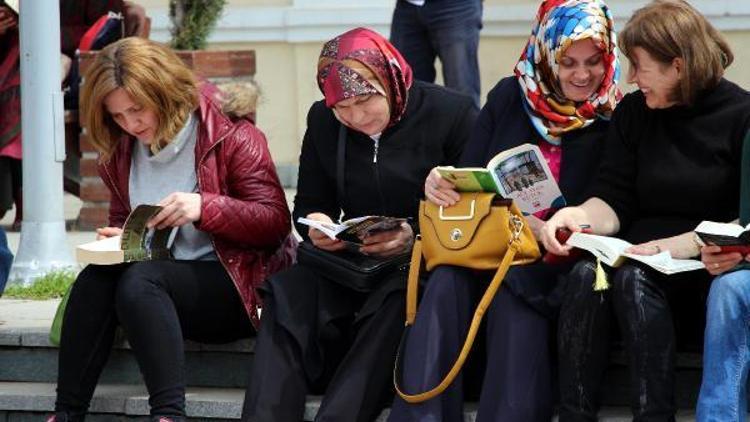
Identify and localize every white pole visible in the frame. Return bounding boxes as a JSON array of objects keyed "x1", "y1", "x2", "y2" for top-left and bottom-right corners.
[{"x1": 8, "y1": 0, "x2": 75, "y2": 286}]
